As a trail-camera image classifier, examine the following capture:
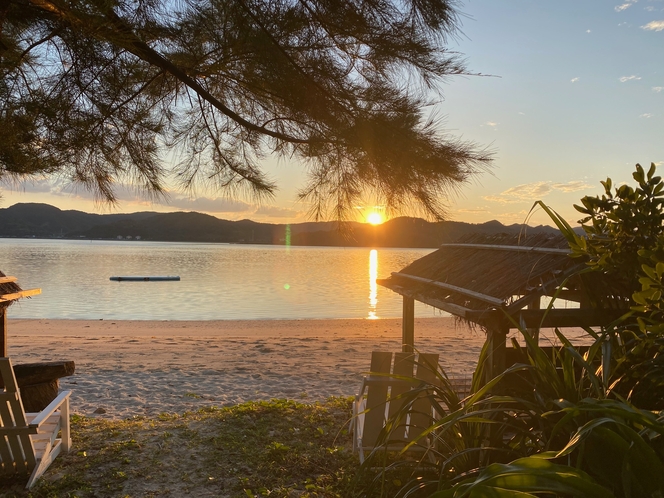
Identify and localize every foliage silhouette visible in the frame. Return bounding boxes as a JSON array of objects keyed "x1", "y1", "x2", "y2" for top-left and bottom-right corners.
[
  {"x1": 361, "y1": 164, "x2": 664, "y2": 497},
  {"x1": 1, "y1": 0, "x2": 491, "y2": 219}
]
